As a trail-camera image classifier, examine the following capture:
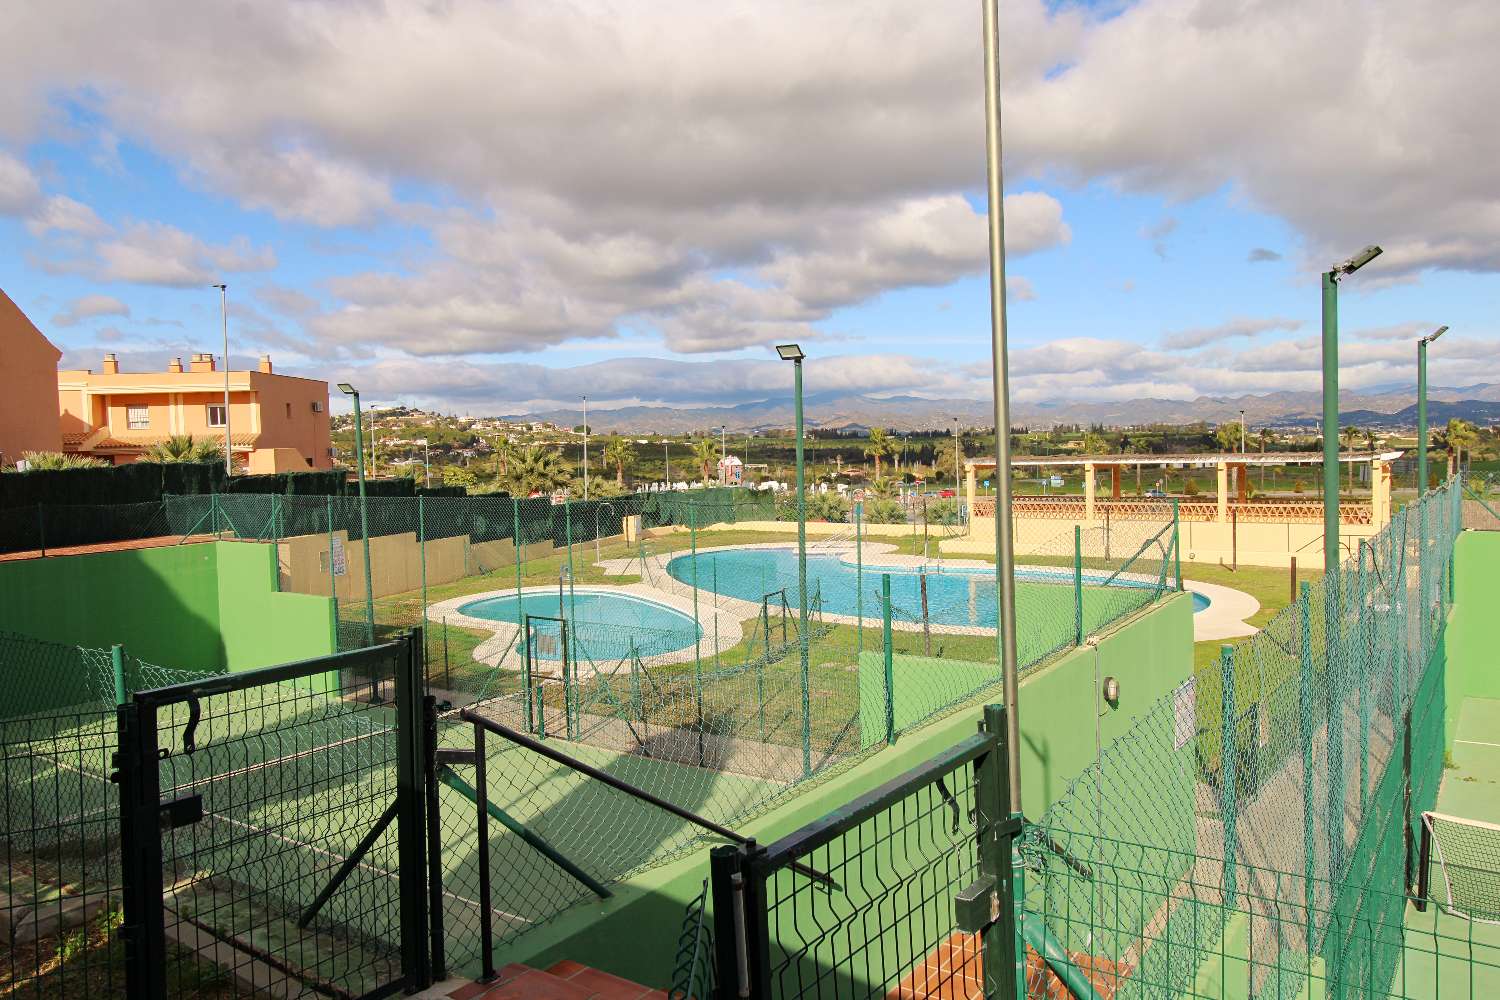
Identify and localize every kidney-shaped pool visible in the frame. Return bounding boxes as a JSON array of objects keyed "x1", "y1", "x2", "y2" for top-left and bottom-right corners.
[{"x1": 458, "y1": 589, "x2": 701, "y2": 660}]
